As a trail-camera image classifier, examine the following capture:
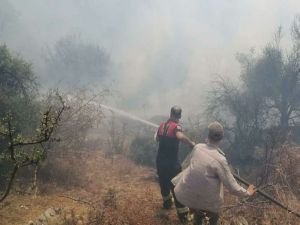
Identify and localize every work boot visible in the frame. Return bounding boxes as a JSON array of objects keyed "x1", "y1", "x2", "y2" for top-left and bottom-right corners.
[
  {"x1": 162, "y1": 193, "x2": 173, "y2": 209},
  {"x1": 177, "y1": 207, "x2": 193, "y2": 224}
]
